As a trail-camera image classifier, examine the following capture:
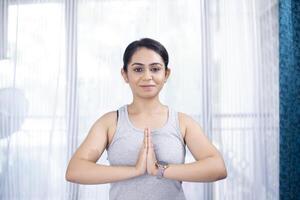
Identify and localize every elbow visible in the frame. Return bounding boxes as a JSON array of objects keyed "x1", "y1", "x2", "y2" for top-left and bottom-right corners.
[
  {"x1": 216, "y1": 159, "x2": 227, "y2": 180},
  {"x1": 218, "y1": 167, "x2": 227, "y2": 180},
  {"x1": 65, "y1": 168, "x2": 75, "y2": 182},
  {"x1": 208, "y1": 155, "x2": 227, "y2": 181},
  {"x1": 65, "y1": 165, "x2": 79, "y2": 183},
  {"x1": 65, "y1": 158, "x2": 83, "y2": 183}
]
